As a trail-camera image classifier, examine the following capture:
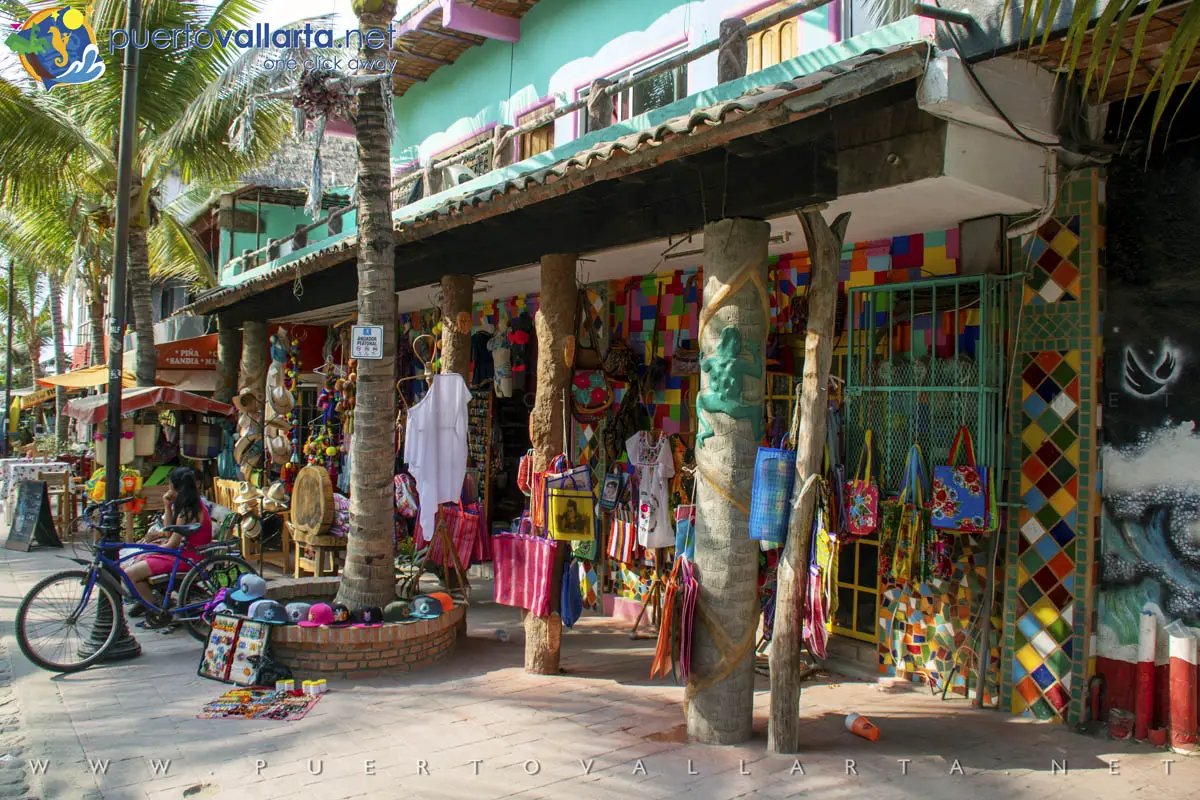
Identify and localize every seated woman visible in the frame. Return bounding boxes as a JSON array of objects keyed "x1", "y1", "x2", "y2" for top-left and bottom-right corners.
[{"x1": 126, "y1": 467, "x2": 213, "y2": 616}]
